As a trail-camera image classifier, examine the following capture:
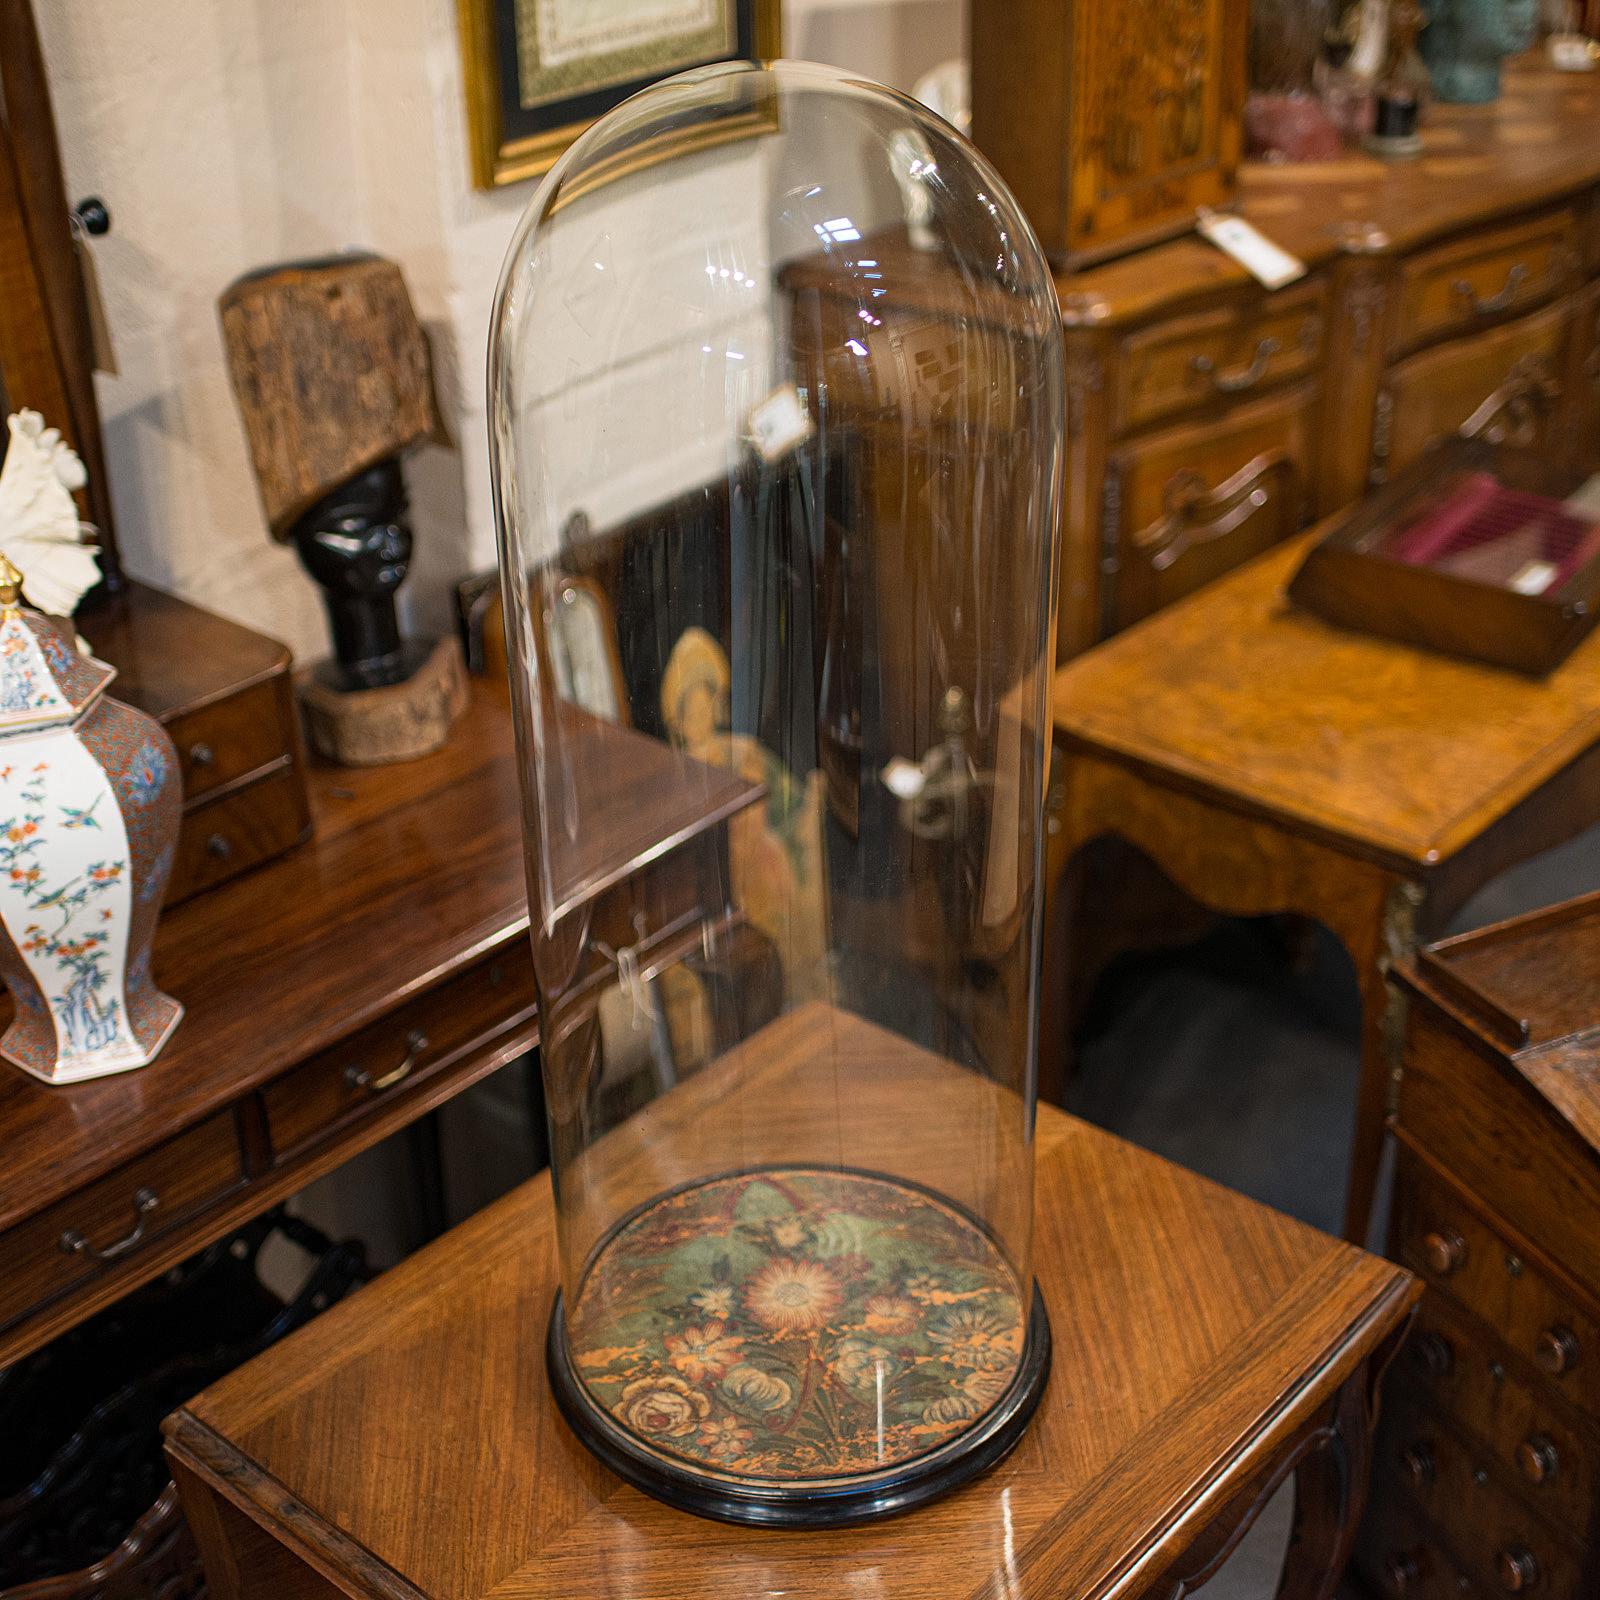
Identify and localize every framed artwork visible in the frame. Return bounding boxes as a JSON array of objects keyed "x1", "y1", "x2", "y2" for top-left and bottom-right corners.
[{"x1": 457, "y1": 0, "x2": 782, "y2": 189}]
